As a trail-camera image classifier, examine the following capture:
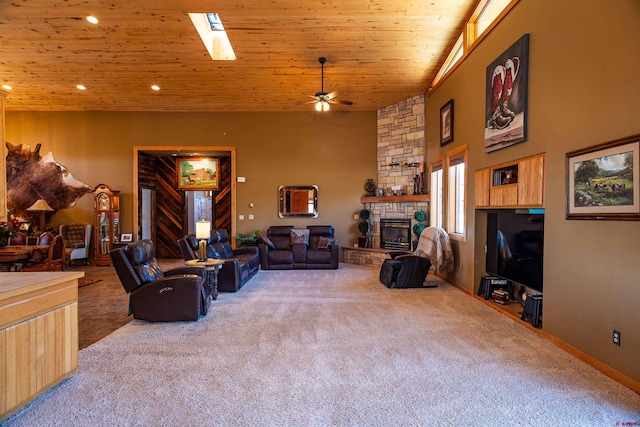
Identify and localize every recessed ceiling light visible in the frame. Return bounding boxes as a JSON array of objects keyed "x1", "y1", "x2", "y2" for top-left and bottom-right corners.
[
  {"x1": 2, "y1": 84, "x2": 12, "y2": 91},
  {"x1": 87, "y1": 16, "x2": 99, "y2": 24},
  {"x1": 76, "y1": 84, "x2": 86, "y2": 90},
  {"x1": 151, "y1": 85, "x2": 160, "y2": 91}
]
